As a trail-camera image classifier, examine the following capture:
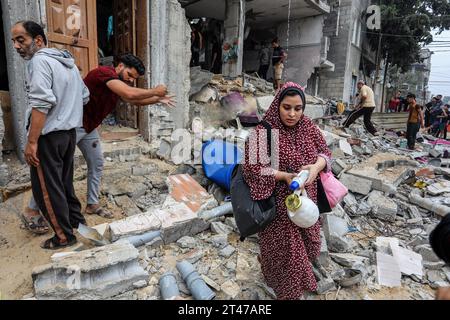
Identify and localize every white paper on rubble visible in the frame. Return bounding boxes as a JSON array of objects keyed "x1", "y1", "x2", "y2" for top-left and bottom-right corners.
[
  {"x1": 376, "y1": 252, "x2": 402, "y2": 287},
  {"x1": 390, "y1": 243, "x2": 423, "y2": 278}
]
